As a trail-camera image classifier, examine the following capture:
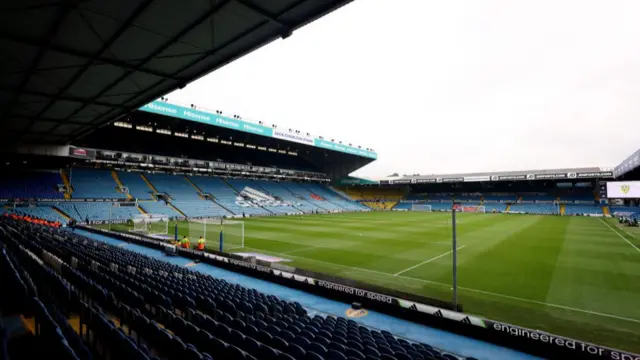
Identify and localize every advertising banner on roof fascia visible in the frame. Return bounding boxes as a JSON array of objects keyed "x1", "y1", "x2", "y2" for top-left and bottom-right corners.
[
  {"x1": 438, "y1": 177, "x2": 464, "y2": 183},
  {"x1": 415, "y1": 179, "x2": 437, "y2": 183},
  {"x1": 140, "y1": 101, "x2": 273, "y2": 136},
  {"x1": 313, "y1": 139, "x2": 377, "y2": 159},
  {"x1": 575, "y1": 171, "x2": 613, "y2": 178},
  {"x1": 491, "y1": 175, "x2": 527, "y2": 181},
  {"x1": 389, "y1": 179, "x2": 412, "y2": 185},
  {"x1": 464, "y1": 176, "x2": 490, "y2": 182},
  {"x1": 534, "y1": 173, "x2": 568, "y2": 180},
  {"x1": 139, "y1": 101, "x2": 377, "y2": 159}
]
